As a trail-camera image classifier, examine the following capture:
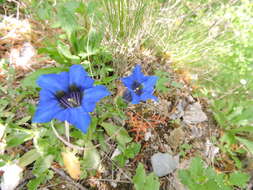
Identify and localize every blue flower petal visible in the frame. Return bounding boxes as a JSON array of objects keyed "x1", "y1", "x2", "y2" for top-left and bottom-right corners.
[
  {"x1": 81, "y1": 85, "x2": 110, "y2": 112},
  {"x1": 130, "y1": 91, "x2": 141, "y2": 104},
  {"x1": 69, "y1": 65, "x2": 94, "y2": 90},
  {"x1": 32, "y1": 98, "x2": 63, "y2": 123},
  {"x1": 38, "y1": 89, "x2": 56, "y2": 103},
  {"x1": 54, "y1": 108, "x2": 70, "y2": 122},
  {"x1": 132, "y1": 65, "x2": 147, "y2": 82},
  {"x1": 37, "y1": 72, "x2": 69, "y2": 93},
  {"x1": 140, "y1": 91, "x2": 158, "y2": 102},
  {"x1": 142, "y1": 76, "x2": 158, "y2": 91},
  {"x1": 55, "y1": 107, "x2": 91, "y2": 133},
  {"x1": 121, "y1": 75, "x2": 134, "y2": 89}
]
